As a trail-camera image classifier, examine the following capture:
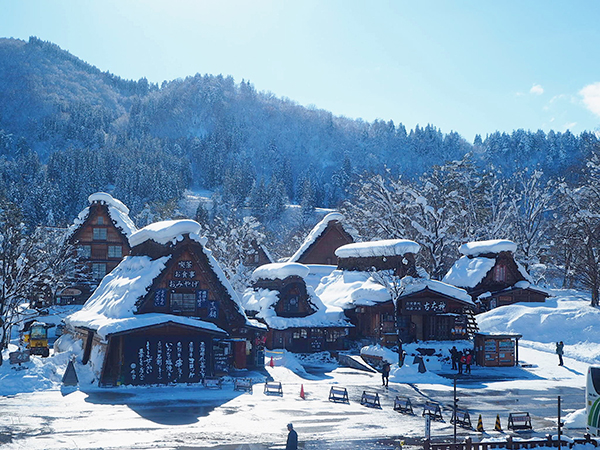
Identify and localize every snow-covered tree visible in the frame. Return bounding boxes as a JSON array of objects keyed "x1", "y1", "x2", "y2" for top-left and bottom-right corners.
[{"x1": 0, "y1": 200, "x2": 77, "y2": 357}]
